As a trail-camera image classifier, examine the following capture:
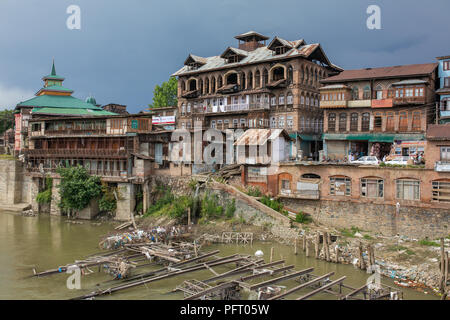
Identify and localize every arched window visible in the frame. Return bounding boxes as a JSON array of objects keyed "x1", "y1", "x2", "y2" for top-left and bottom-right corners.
[
  {"x1": 272, "y1": 66, "x2": 285, "y2": 82},
  {"x1": 360, "y1": 178, "x2": 384, "y2": 198},
  {"x1": 218, "y1": 76, "x2": 223, "y2": 88},
  {"x1": 363, "y1": 86, "x2": 371, "y2": 99},
  {"x1": 181, "y1": 80, "x2": 186, "y2": 92},
  {"x1": 361, "y1": 113, "x2": 370, "y2": 131},
  {"x1": 287, "y1": 66, "x2": 293, "y2": 84},
  {"x1": 328, "y1": 113, "x2": 336, "y2": 131},
  {"x1": 339, "y1": 113, "x2": 347, "y2": 132},
  {"x1": 263, "y1": 69, "x2": 268, "y2": 86},
  {"x1": 199, "y1": 79, "x2": 203, "y2": 94},
  {"x1": 350, "y1": 113, "x2": 359, "y2": 131},
  {"x1": 352, "y1": 87, "x2": 359, "y2": 100},
  {"x1": 330, "y1": 176, "x2": 351, "y2": 196},
  {"x1": 188, "y1": 79, "x2": 197, "y2": 91},
  {"x1": 255, "y1": 70, "x2": 261, "y2": 88},
  {"x1": 205, "y1": 78, "x2": 210, "y2": 93},
  {"x1": 412, "y1": 111, "x2": 421, "y2": 131},
  {"x1": 240, "y1": 73, "x2": 246, "y2": 89},
  {"x1": 375, "y1": 85, "x2": 383, "y2": 100},
  {"x1": 302, "y1": 173, "x2": 320, "y2": 179},
  {"x1": 279, "y1": 94, "x2": 285, "y2": 105},
  {"x1": 396, "y1": 179, "x2": 420, "y2": 201},
  {"x1": 225, "y1": 73, "x2": 237, "y2": 85},
  {"x1": 287, "y1": 92, "x2": 293, "y2": 105},
  {"x1": 248, "y1": 72, "x2": 253, "y2": 89},
  {"x1": 211, "y1": 77, "x2": 216, "y2": 93},
  {"x1": 300, "y1": 67, "x2": 304, "y2": 83}
]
